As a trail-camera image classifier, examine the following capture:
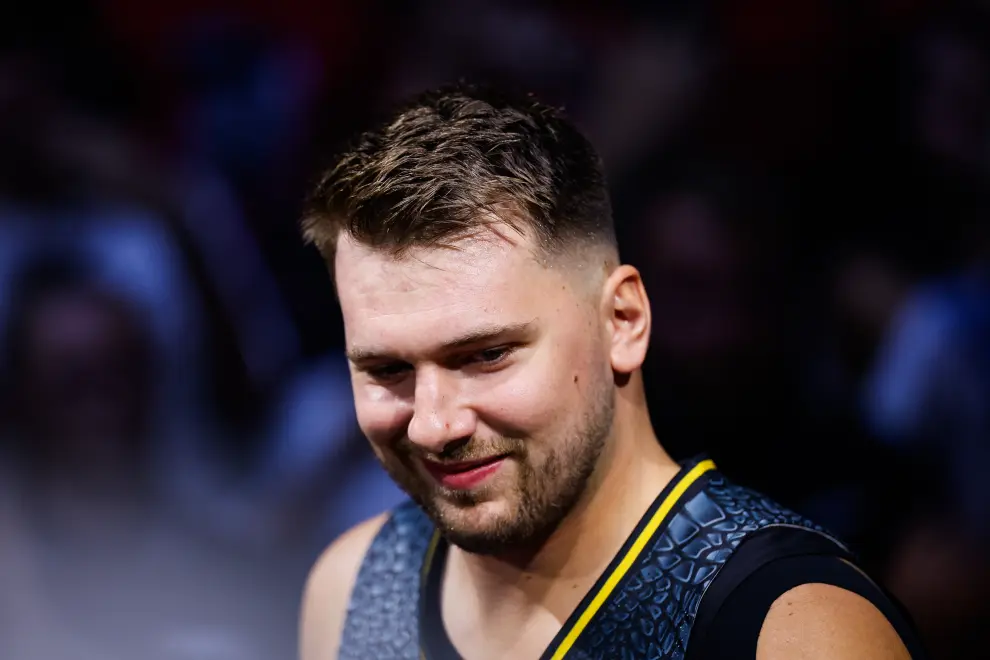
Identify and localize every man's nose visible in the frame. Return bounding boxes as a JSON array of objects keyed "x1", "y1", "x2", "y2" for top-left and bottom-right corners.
[{"x1": 406, "y1": 367, "x2": 476, "y2": 454}]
